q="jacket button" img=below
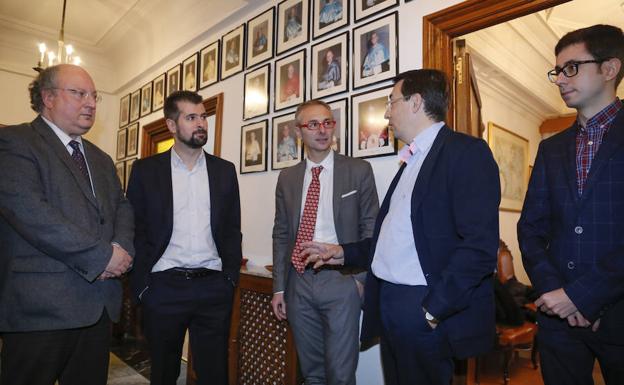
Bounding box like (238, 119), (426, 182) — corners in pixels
(567, 261), (575, 269)
(574, 226), (583, 234)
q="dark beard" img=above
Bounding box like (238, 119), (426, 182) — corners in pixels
(178, 130), (207, 149)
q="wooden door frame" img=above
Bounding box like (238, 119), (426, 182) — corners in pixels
(423, 0), (570, 123)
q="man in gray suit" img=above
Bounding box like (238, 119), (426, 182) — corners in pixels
(271, 99), (379, 385)
(0, 64), (134, 385)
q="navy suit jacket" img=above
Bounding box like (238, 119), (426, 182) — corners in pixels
(343, 126), (501, 359)
(126, 150), (242, 302)
(518, 108), (624, 343)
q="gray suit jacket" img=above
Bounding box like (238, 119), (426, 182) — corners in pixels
(272, 152), (379, 292)
(0, 116), (134, 332)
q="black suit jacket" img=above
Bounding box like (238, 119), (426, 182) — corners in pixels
(126, 150), (242, 302)
(343, 126), (501, 359)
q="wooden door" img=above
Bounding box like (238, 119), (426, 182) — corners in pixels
(453, 39), (483, 138)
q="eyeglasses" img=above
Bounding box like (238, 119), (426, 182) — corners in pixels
(547, 59), (610, 83)
(386, 94), (413, 108)
(298, 119), (336, 131)
(52, 88), (102, 103)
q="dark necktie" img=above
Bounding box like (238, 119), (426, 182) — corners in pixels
(69, 140), (91, 185)
(291, 165), (323, 273)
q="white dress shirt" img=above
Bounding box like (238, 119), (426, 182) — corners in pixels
(152, 149), (221, 272)
(301, 151), (338, 244)
(371, 122), (444, 285)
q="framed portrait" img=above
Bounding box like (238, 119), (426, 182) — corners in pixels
(124, 158), (136, 191)
(119, 94), (130, 127)
(240, 120), (268, 174)
(351, 86), (395, 159)
(140, 82), (153, 117)
(183, 53), (199, 92)
(313, 0), (349, 39)
(353, 12), (398, 89)
(354, 0), (397, 22)
(152, 74), (166, 112)
(272, 112), (302, 170)
(127, 122), (139, 157)
(243, 64), (270, 120)
(275, 49), (305, 112)
(276, 0), (309, 55)
(166, 65), (181, 97)
(327, 98), (348, 155)
(247, 8), (275, 69)
(488, 122), (529, 212)
(115, 161), (125, 189)
(116, 127), (127, 161)
(221, 24), (245, 80)
(199, 41), (219, 89)
(311, 32), (348, 99)
(129, 89), (141, 123)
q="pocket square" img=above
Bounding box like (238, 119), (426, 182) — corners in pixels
(341, 190), (357, 198)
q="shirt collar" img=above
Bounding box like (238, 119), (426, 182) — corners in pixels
(398, 121), (445, 163)
(306, 150), (334, 173)
(41, 115), (83, 149)
(171, 147), (205, 171)
(579, 98), (622, 134)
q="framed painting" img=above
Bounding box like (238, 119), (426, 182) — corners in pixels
(129, 89), (141, 123)
(183, 53), (199, 91)
(276, 0), (309, 55)
(152, 74), (166, 112)
(166, 64), (181, 97)
(199, 41), (219, 89)
(311, 32), (348, 99)
(353, 12), (398, 89)
(488, 122), (529, 212)
(140, 82), (153, 117)
(272, 112), (302, 170)
(354, 0), (397, 22)
(116, 127), (127, 160)
(327, 98), (348, 155)
(312, 0), (349, 39)
(221, 24), (245, 80)
(350, 85), (395, 159)
(127, 122), (139, 157)
(119, 94), (130, 127)
(247, 7), (275, 69)
(124, 158), (136, 191)
(243, 64), (270, 120)
(115, 161), (125, 190)
(275, 49), (305, 112)
(240, 120), (268, 174)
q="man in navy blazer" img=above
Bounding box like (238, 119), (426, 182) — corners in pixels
(518, 25), (624, 384)
(303, 69), (500, 384)
(126, 91), (242, 385)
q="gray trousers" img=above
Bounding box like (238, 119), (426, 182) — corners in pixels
(285, 266), (362, 385)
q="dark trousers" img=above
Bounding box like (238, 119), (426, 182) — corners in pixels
(0, 310), (111, 385)
(379, 281), (454, 385)
(141, 269), (234, 385)
(539, 326), (624, 385)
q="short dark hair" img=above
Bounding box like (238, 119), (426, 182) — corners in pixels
(164, 90), (203, 121)
(555, 24), (624, 87)
(294, 99), (332, 124)
(394, 69), (449, 122)
(29, 65), (62, 113)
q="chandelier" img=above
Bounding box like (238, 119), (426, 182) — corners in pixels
(34, 0), (81, 72)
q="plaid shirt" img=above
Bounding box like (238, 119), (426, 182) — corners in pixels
(576, 98), (622, 196)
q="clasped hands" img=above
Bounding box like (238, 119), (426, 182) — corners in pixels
(535, 288), (600, 331)
(98, 243), (133, 280)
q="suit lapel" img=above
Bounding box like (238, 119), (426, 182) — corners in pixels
(205, 152), (220, 238)
(332, 152), (345, 228)
(561, 125), (581, 205)
(290, 161), (306, 235)
(159, 151), (174, 233)
(410, 126), (450, 212)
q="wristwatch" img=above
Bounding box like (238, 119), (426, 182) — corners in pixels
(425, 311), (439, 324)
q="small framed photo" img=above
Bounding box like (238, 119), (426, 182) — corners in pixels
(199, 41), (219, 89)
(166, 65), (181, 97)
(354, 0), (398, 22)
(241, 120), (268, 174)
(327, 98), (348, 155)
(183, 53), (198, 91)
(127, 122), (139, 157)
(353, 12), (398, 89)
(311, 32), (348, 99)
(243, 64), (270, 120)
(247, 8), (275, 69)
(221, 24), (245, 80)
(116, 127), (127, 160)
(313, 0), (349, 39)
(272, 112), (302, 170)
(276, 0), (310, 55)
(275, 49), (305, 112)
(152, 74), (166, 112)
(140, 82), (152, 117)
(351, 86), (395, 159)
(125, 158), (136, 191)
(129, 90), (141, 123)
(115, 161), (125, 189)
(119, 94), (130, 127)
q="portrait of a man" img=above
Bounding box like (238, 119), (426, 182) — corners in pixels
(361, 29), (389, 78)
(252, 22), (269, 56)
(284, 4), (303, 42)
(225, 37), (241, 71)
(317, 45), (341, 90)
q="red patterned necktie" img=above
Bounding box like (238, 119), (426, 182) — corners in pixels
(291, 165), (323, 273)
(69, 140), (91, 185)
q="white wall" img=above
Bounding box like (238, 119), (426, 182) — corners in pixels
(0, 69), (36, 125)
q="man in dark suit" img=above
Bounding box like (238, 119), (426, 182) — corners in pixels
(0, 64), (134, 385)
(271, 100), (379, 385)
(303, 69), (500, 385)
(126, 90), (242, 385)
(518, 24), (624, 384)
